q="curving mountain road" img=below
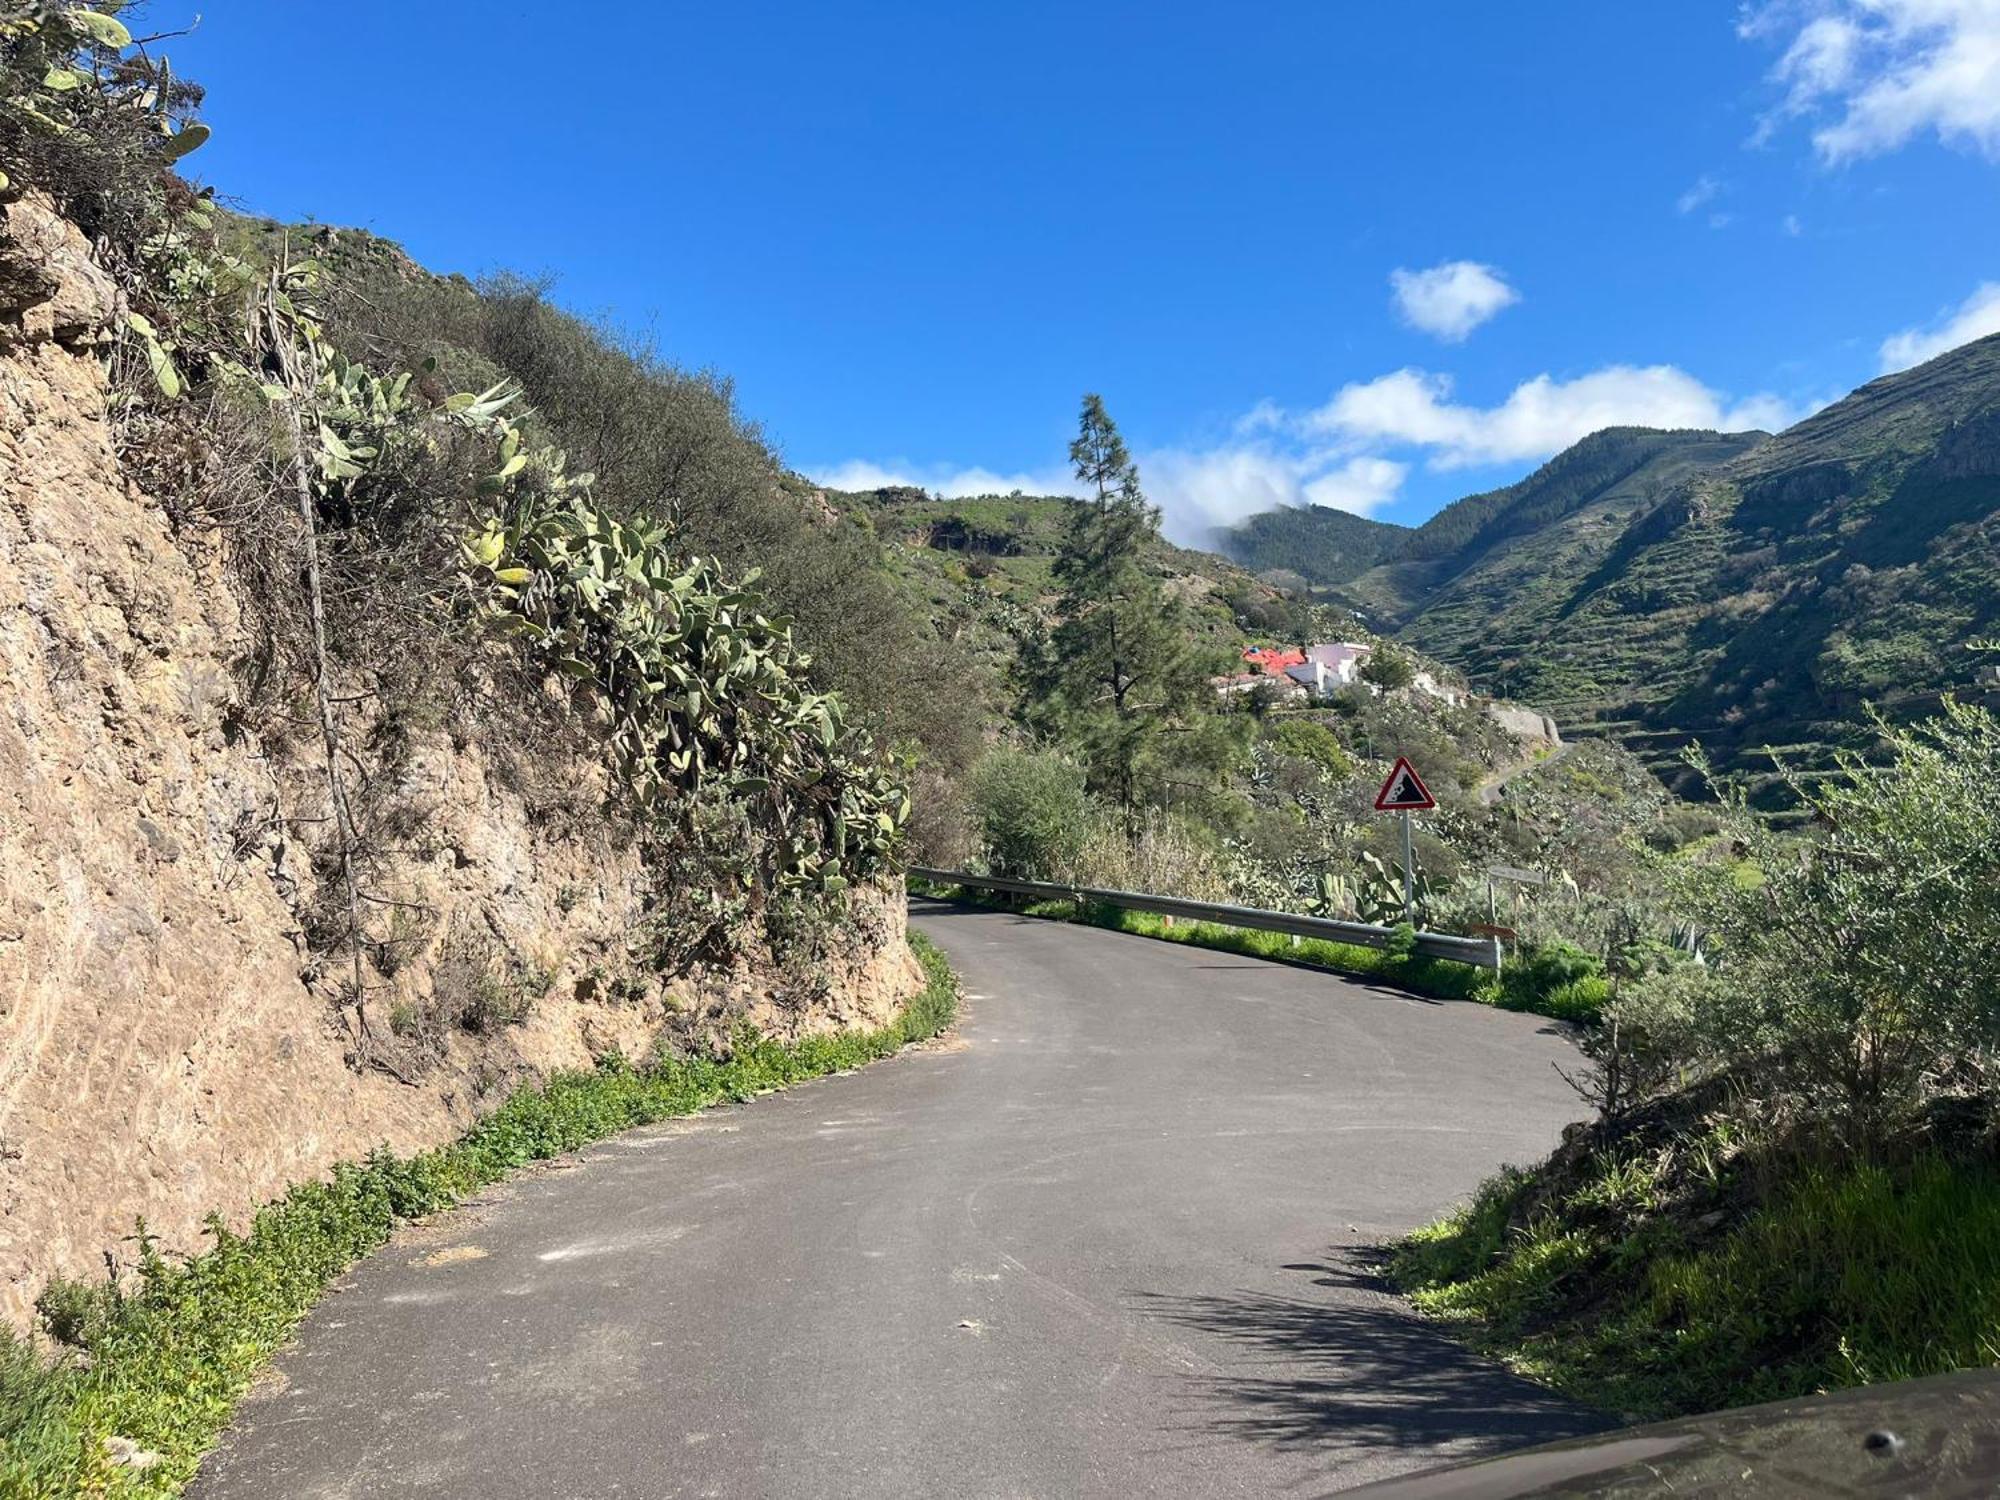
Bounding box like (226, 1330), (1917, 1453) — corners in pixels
(1478, 742), (1570, 807)
(194, 898), (1606, 1499)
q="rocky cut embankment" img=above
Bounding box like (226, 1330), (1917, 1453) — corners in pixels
(0, 197), (917, 1329)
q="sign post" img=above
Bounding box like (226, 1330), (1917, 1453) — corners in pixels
(1373, 757), (1436, 922)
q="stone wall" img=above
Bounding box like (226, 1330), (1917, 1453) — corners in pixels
(0, 199), (916, 1328)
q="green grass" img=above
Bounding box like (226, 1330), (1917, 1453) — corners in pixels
(0, 937), (959, 1499)
(1394, 1149), (2000, 1420)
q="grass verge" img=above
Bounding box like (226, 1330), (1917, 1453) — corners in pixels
(1392, 1144), (2000, 1421)
(0, 935), (959, 1499)
(909, 875), (1566, 1010)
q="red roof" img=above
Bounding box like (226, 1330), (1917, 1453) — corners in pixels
(1242, 646), (1306, 676)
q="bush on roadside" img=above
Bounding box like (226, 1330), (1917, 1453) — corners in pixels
(968, 745), (1094, 880)
(1496, 939), (1607, 1020)
(1396, 699), (2000, 1421)
(1397, 1143), (2000, 1420)
(1069, 807), (1232, 901)
(1592, 701), (2000, 1151)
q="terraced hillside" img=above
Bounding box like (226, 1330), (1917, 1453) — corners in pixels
(1230, 338), (2000, 799)
(1482, 340), (2000, 789)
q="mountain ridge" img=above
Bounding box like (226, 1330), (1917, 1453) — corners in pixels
(1212, 334), (2000, 796)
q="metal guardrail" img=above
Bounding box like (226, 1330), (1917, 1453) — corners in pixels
(909, 868), (1503, 970)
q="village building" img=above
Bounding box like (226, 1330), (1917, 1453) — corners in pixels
(1216, 639), (1469, 706)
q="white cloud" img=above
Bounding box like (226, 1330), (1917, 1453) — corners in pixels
(1142, 448), (1407, 540)
(814, 351), (1824, 548)
(1303, 364), (1806, 469)
(1388, 260), (1521, 342)
(1303, 456), (1410, 513)
(807, 458), (1082, 498)
(1783, 212), (1805, 235)
(813, 445), (1407, 546)
(1878, 280), (2000, 369)
(1678, 174), (1724, 213)
(1746, 0), (2000, 161)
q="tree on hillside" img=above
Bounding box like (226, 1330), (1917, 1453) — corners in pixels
(1019, 395), (1225, 826)
(1360, 641), (1417, 691)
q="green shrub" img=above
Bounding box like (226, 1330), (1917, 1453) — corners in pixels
(1359, 641), (1417, 691)
(1617, 704), (2000, 1148)
(1497, 940), (1605, 1016)
(968, 745), (1094, 880)
(1538, 976), (1612, 1023)
(1069, 807), (1231, 900)
(1264, 719), (1354, 777)
(1398, 1152), (2000, 1420)
(466, 490), (909, 893)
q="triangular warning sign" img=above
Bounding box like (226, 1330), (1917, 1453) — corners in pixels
(1374, 756), (1436, 812)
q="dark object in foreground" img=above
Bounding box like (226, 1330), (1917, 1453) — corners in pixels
(1343, 1370), (2000, 1498)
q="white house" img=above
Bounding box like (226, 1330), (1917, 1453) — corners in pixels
(1281, 642), (1373, 698)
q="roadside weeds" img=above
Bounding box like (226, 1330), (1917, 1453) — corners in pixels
(0, 937), (960, 1500)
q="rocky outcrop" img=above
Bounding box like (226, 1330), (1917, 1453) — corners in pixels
(1486, 702), (1561, 744)
(0, 199), (917, 1328)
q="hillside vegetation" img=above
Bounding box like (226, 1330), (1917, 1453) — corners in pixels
(1215, 501), (1408, 586)
(829, 484), (1303, 678)
(1226, 344), (2000, 802)
(1397, 699), (2000, 1419)
(258, 228), (989, 794)
(0, 10), (955, 1491)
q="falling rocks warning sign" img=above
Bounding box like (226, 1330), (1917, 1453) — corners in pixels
(1373, 756), (1436, 812)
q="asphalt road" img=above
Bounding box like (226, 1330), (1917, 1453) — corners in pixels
(194, 899), (1607, 1500)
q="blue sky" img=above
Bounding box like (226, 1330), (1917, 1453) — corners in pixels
(160, 2), (2000, 541)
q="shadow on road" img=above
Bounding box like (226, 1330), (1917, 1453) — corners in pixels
(1130, 1252), (1614, 1471)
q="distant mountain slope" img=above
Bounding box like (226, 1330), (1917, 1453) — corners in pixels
(1336, 427), (1769, 626)
(1379, 338), (2000, 794)
(1213, 504), (1408, 586)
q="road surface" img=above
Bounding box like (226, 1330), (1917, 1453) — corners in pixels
(194, 898), (1606, 1499)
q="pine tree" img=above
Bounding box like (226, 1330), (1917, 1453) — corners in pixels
(1023, 394), (1213, 826)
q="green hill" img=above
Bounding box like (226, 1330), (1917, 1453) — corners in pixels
(1322, 340), (2000, 796)
(1340, 427), (1768, 668)
(1213, 503), (1409, 586)
(822, 486), (1322, 689)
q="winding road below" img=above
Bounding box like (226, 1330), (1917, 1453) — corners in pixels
(194, 898), (1607, 1499)
(1479, 742), (1570, 807)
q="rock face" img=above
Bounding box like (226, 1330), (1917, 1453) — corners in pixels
(0, 199), (917, 1329)
(1486, 702), (1562, 745)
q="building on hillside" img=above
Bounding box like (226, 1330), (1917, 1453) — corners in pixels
(1241, 645), (1307, 677)
(1309, 642), (1372, 684)
(1271, 641), (1374, 699)
(1230, 639), (1472, 705)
